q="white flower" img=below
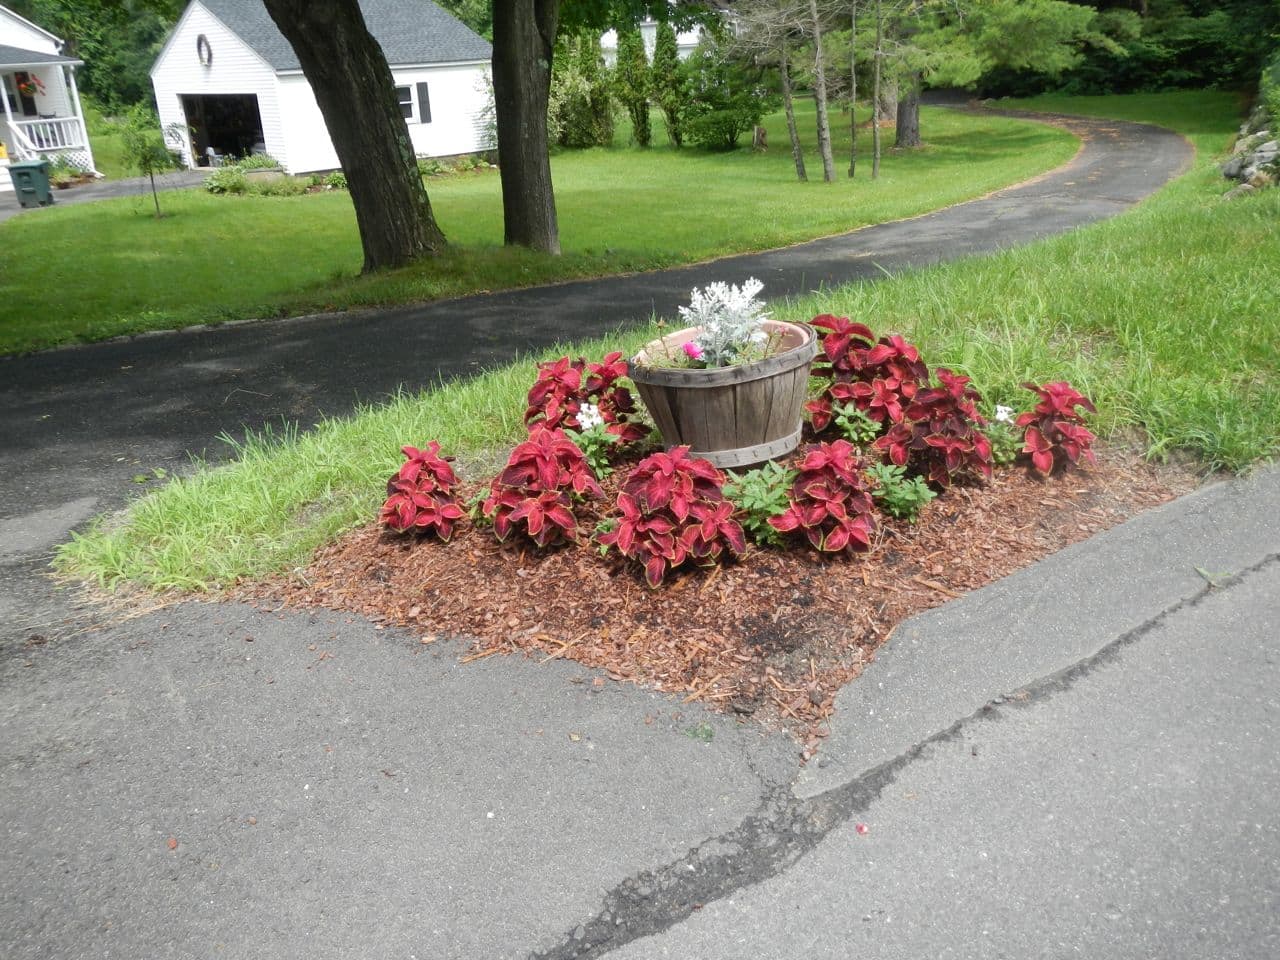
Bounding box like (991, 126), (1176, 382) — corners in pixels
(677, 277), (770, 367)
(995, 405), (1014, 423)
(577, 402), (604, 431)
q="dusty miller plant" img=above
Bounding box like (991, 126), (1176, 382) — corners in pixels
(679, 277), (771, 367)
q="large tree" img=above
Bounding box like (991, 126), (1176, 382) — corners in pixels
(261, 0), (447, 272)
(492, 0), (562, 253)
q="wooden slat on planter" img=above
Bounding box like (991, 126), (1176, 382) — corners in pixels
(629, 321), (818, 468)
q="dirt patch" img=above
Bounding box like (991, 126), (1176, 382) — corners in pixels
(241, 444), (1200, 758)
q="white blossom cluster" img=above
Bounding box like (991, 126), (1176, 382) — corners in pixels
(678, 277), (771, 367)
(577, 402), (604, 431)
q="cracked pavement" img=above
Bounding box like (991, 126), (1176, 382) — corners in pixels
(4, 112), (1277, 958)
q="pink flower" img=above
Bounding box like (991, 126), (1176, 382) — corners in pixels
(682, 341), (703, 360)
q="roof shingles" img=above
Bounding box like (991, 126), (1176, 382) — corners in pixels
(0, 43), (79, 67)
(197, 0), (490, 71)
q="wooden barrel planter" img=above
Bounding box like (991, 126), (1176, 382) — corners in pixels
(629, 320), (818, 469)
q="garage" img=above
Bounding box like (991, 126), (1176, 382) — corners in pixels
(179, 93), (264, 165)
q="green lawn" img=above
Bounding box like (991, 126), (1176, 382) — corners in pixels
(56, 90), (1272, 592)
(81, 96), (130, 180)
(3, 103), (1077, 355)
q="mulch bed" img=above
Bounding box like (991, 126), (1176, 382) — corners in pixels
(243, 444), (1198, 759)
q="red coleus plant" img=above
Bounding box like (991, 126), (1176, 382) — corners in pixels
(524, 352), (647, 443)
(598, 446), (746, 587)
(769, 440), (877, 553)
(483, 425), (603, 547)
(874, 368), (993, 487)
(1016, 381), (1098, 474)
(806, 317), (929, 433)
(380, 442), (466, 539)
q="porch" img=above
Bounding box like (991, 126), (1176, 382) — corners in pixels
(0, 44), (96, 175)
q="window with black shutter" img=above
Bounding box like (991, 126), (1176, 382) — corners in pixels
(416, 82), (432, 124)
(395, 86), (413, 120)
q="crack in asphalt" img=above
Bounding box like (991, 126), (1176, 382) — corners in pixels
(530, 553), (1280, 959)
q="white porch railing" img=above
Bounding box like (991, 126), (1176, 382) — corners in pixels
(13, 117), (87, 152)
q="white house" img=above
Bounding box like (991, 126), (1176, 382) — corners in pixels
(0, 3), (97, 190)
(151, 0), (493, 174)
(599, 19), (704, 68)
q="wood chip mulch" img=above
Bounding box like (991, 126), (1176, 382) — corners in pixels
(240, 444), (1199, 759)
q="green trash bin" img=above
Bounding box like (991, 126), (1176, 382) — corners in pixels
(9, 158), (54, 209)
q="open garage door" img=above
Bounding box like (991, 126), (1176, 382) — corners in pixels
(180, 93), (265, 166)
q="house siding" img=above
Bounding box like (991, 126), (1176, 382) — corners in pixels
(1, 8), (71, 120)
(149, 0), (284, 167)
(275, 61), (491, 173)
(0, 9), (61, 55)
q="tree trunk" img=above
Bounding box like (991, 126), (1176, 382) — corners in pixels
(808, 0), (836, 182)
(492, 0), (561, 254)
(847, 0), (856, 178)
(896, 75), (921, 148)
(871, 0), (882, 179)
(877, 76), (897, 125)
(262, 0), (446, 273)
(780, 41), (807, 182)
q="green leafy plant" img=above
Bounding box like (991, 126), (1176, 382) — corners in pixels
(833, 403), (880, 445)
(566, 421), (620, 478)
(652, 20), (686, 146)
(324, 170), (348, 189)
(204, 166), (248, 195)
(614, 25), (651, 147)
(233, 153), (281, 170)
(251, 177), (309, 197)
(983, 414), (1023, 466)
(867, 462), (937, 522)
(723, 461), (795, 547)
(680, 39), (776, 150)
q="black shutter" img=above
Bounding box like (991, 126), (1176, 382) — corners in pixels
(416, 82), (431, 124)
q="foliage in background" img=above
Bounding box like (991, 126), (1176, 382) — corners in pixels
(549, 31), (615, 148)
(435, 0), (492, 40)
(5, 0), (177, 110)
(681, 38), (777, 150)
(651, 20), (686, 146)
(614, 25), (652, 147)
(977, 0), (1280, 97)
